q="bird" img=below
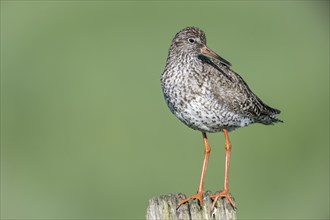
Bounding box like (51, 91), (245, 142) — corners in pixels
(160, 27), (282, 209)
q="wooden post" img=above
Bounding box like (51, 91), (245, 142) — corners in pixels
(146, 191), (237, 220)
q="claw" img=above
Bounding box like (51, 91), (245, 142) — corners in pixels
(178, 192), (203, 206)
(210, 190), (235, 210)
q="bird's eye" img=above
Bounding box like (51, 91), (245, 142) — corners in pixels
(188, 38), (195, 43)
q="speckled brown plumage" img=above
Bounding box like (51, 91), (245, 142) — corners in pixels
(161, 27), (282, 133)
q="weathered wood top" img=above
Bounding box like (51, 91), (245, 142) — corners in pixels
(146, 191), (237, 220)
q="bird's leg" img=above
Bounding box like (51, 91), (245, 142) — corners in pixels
(178, 132), (211, 206)
(210, 128), (236, 209)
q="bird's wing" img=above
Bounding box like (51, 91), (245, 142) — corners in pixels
(206, 58), (281, 118)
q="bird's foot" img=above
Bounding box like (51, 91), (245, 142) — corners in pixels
(178, 191), (203, 206)
(210, 190), (236, 209)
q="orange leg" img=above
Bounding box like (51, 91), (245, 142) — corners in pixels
(178, 132), (211, 206)
(210, 128), (236, 209)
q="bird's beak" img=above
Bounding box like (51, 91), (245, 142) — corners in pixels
(200, 46), (231, 66)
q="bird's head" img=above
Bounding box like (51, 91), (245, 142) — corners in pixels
(170, 27), (231, 67)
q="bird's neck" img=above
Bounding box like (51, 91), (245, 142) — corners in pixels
(166, 50), (200, 68)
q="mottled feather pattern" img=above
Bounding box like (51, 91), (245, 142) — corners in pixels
(161, 27), (282, 132)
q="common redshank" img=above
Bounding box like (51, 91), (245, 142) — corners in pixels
(160, 27), (282, 209)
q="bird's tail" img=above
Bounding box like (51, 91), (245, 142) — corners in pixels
(256, 114), (283, 125)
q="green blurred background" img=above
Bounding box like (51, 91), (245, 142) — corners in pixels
(1, 1), (329, 219)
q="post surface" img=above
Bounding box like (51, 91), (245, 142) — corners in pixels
(146, 192), (237, 220)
